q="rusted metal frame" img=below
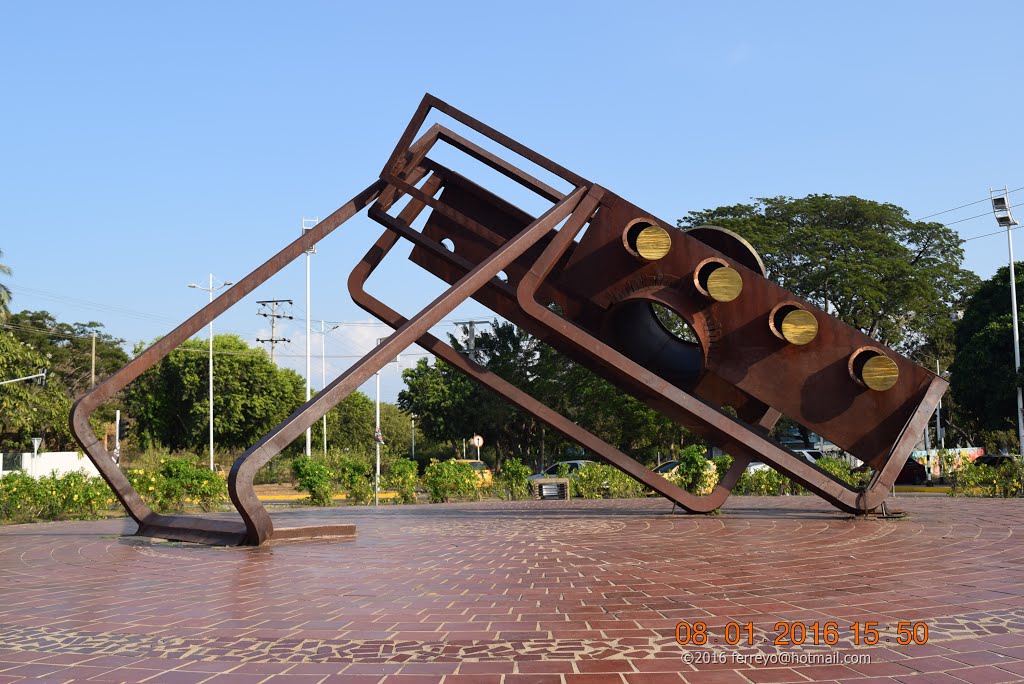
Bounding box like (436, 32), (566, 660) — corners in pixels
(384, 120), (566, 205)
(229, 185), (589, 545)
(377, 160), (549, 257)
(432, 127), (566, 203)
(370, 189), (765, 509)
(376, 172), (781, 509)
(854, 376), (948, 510)
(367, 204), (517, 301)
(348, 222), (735, 513)
(383, 93), (588, 191)
(513, 188), (885, 513)
(68, 180), (387, 545)
(376, 124), (448, 213)
(418, 157), (548, 232)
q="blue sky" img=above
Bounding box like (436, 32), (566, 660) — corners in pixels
(2, 1), (1022, 401)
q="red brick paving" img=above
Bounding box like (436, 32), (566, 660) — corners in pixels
(0, 496), (1022, 683)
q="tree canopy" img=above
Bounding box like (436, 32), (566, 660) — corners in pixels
(949, 262), (1024, 441)
(399, 320), (695, 472)
(5, 310), (128, 397)
(0, 331), (73, 451)
(123, 334), (305, 453)
(678, 194), (978, 356)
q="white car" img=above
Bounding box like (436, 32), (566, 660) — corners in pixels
(527, 460), (595, 481)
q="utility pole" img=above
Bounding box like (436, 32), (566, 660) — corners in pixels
(452, 320), (491, 361)
(256, 300), (293, 363)
(990, 188), (1024, 456)
(90, 332), (96, 388)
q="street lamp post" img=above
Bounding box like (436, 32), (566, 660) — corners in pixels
(990, 188), (1024, 456)
(188, 274), (233, 470)
(373, 337), (401, 506)
(320, 320), (339, 458)
(302, 218), (318, 458)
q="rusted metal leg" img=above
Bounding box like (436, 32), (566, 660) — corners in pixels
(228, 185), (589, 544)
(69, 180), (387, 545)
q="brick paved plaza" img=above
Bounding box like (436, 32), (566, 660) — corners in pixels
(1, 496), (1023, 684)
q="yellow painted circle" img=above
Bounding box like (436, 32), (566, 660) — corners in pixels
(634, 225), (672, 261)
(862, 355), (899, 391)
(781, 309), (818, 345)
(706, 267), (742, 302)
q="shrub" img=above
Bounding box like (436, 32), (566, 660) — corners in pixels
(735, 467), (788, 495)
(0, 471), (41, 521)
(35, 471), (109, 519)
(291, 456), (334, 507)
(497, 457), (531, 500)
(573, 463), (646, 499)
(422, 459), (477, 503)
(1, 470), (115, 522)
(711, 454), (733, 485)
(572, 463), (608, 499)
(672, 445), (710, 492)
(949, 458), (1023, 498)
(333, 455), (373, 505)
(124, 458), (228, 513)
(383, 458), (418, 504)
(604, 465), (646, 498)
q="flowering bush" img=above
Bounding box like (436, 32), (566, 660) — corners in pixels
(496, 457), (531, 500)
(124, 458), (228, 512)
(422, 459), (477, 503)
(0, 470), (113, 522)
(383, 458), (418, 504)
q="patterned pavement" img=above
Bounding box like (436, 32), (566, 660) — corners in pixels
(0, 495), (1022, 683)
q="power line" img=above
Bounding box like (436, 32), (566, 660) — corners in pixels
(915, 185), (1024, 221)
(962, 223), (1022, 243)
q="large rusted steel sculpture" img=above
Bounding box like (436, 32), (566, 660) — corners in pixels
(70, 94), (947, 545)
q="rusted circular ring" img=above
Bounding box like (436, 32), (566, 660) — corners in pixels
(848, 346), (900, 391)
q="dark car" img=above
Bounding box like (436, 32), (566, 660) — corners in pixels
(973, 455), (1016, 468)
(896, 459), (927, 485)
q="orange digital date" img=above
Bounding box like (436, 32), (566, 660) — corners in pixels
(675, 620), (929, 646)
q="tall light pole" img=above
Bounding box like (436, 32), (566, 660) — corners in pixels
(373, 337), (401, 506)
(302, 217), (318, 457)
(320, 320), (339, 458)
(187, 274), (233, 470)
(991, 188), (1024, 456)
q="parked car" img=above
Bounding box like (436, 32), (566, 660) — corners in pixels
(454, 459), (493, 485)
(852, 458), (927, 485)
(653, 460), (680, 476)
(973, 454), (1016, 468)
(527, 460), (595, 481)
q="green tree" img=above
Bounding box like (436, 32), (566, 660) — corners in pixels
(399, 320), (694, 472)
(0, 331), (73, 450)
(949, 262), (1024, 444)
(123, 334), (305, 453)
(6, 310), (129, 396)
(0, 249), (11, 319)
(678, 195), (978, 355)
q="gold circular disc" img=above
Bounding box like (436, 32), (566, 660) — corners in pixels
(781, 309), (818, 345)
(635, 225), (672, 260)
(862, 355), (899, 391)
(706, 267), (742, 302)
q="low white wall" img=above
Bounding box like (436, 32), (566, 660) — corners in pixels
(0, 451), (100, 478)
